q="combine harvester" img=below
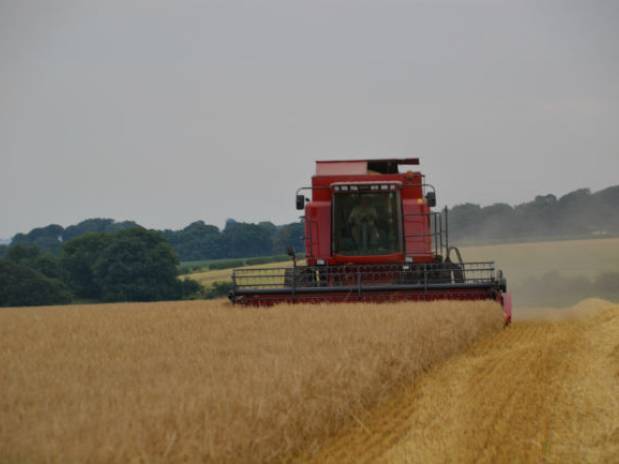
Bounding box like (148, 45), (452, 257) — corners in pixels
(230, 158), (511, 324)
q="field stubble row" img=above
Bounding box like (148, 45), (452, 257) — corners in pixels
(307, 298), (619, 463)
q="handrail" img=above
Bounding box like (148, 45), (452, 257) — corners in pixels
(231, 262), (498, 293)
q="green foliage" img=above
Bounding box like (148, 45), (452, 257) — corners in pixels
(178, 278), (204, 300)
(8, 217), (306, 264)
(12, 224), (64, 254)
(8, 219), (140, 255)
(164, 220), (281, 261)
(272, 222), (305, 255)
(179, 254), (295, 274)
(244, 256), (273, 266)
(208, 259), (245, 270)
(63, 218), (139, 241)
(61, 233), (114, 299)
(245, 255), (290, 266)
(6, 244), (41, 263)
(0, 245), (7, 258)
(221, 221), (276, 258)
(6, 244), (65, 280)
(162, 221), (224, 262)
(3, 228), (202, 306)
(177, 259), (212, 274)
(205, 281), (233, 299)
(91, 228), (181, 302)
(61, 228), (185, 303)
(0, 260), (72, 307)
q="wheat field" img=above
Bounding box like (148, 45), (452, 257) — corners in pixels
(307, 299), (619, 463)
(186, 260), (305, 288)
(0, 299), (502, 464)
(461, 237), (619, 285)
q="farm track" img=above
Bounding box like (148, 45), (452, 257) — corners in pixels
(304, 301), (619, 464)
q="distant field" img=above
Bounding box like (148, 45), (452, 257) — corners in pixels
(460, 237), (619, 285)
(186, 238), (619, 292)
(0, 300), (501, 464)
(187, 259), (304, 288)
(179, 254), (293, 273)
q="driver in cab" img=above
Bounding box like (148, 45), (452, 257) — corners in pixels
(348, 196), (379, 248)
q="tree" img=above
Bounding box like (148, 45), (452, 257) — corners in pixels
(12, 224), (64, 254)
(92, 228), (181, 302)
(163, 221), (224, 261)
(556, 188), (593, 235)
(205, 281), (233, 299)
(6, 244), (41, 263)
(222, 222), (274, 258)
(590, 186), (619, 234)
(63, 218), (139, 241)
(61, 233), (114, 299)
(476, 203), (514, 240)
(6, 244), (65, 280)
(272, 222), (305, 254)
(179, 278), (204, 299)
(0, 260), (72, 307)
(448, 203), (483, 241)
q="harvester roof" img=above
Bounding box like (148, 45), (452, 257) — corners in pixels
(315, 158), (419, 176)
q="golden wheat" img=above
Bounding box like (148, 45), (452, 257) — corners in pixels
(307, 299), (619, 464)
(0, 299), (502, 463)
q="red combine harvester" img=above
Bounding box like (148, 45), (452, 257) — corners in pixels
(230, 158), (511, 324)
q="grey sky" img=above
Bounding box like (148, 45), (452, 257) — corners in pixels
(1, 0), (618, 239)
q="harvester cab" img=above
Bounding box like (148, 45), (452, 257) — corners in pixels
(230, 158), (511, 325)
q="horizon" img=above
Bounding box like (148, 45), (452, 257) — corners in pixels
(4, 179), (616, 241)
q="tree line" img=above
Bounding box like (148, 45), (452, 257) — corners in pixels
(448, 185), (619, 244)
(3, 184), (617, 263)
(3, 218), (305, 262)
(0, 228), (202, 307)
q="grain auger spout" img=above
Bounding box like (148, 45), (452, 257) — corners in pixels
(229, 158), (511, 325)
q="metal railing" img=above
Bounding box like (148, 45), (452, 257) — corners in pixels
(231, 262), (502, 295)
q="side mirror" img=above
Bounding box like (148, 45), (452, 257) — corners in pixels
(286, 246), (295, 257)
(425, 191), (436, 207)
(296, 194), (305, 210)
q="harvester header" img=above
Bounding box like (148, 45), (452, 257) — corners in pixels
(230, 157), (511, 324)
